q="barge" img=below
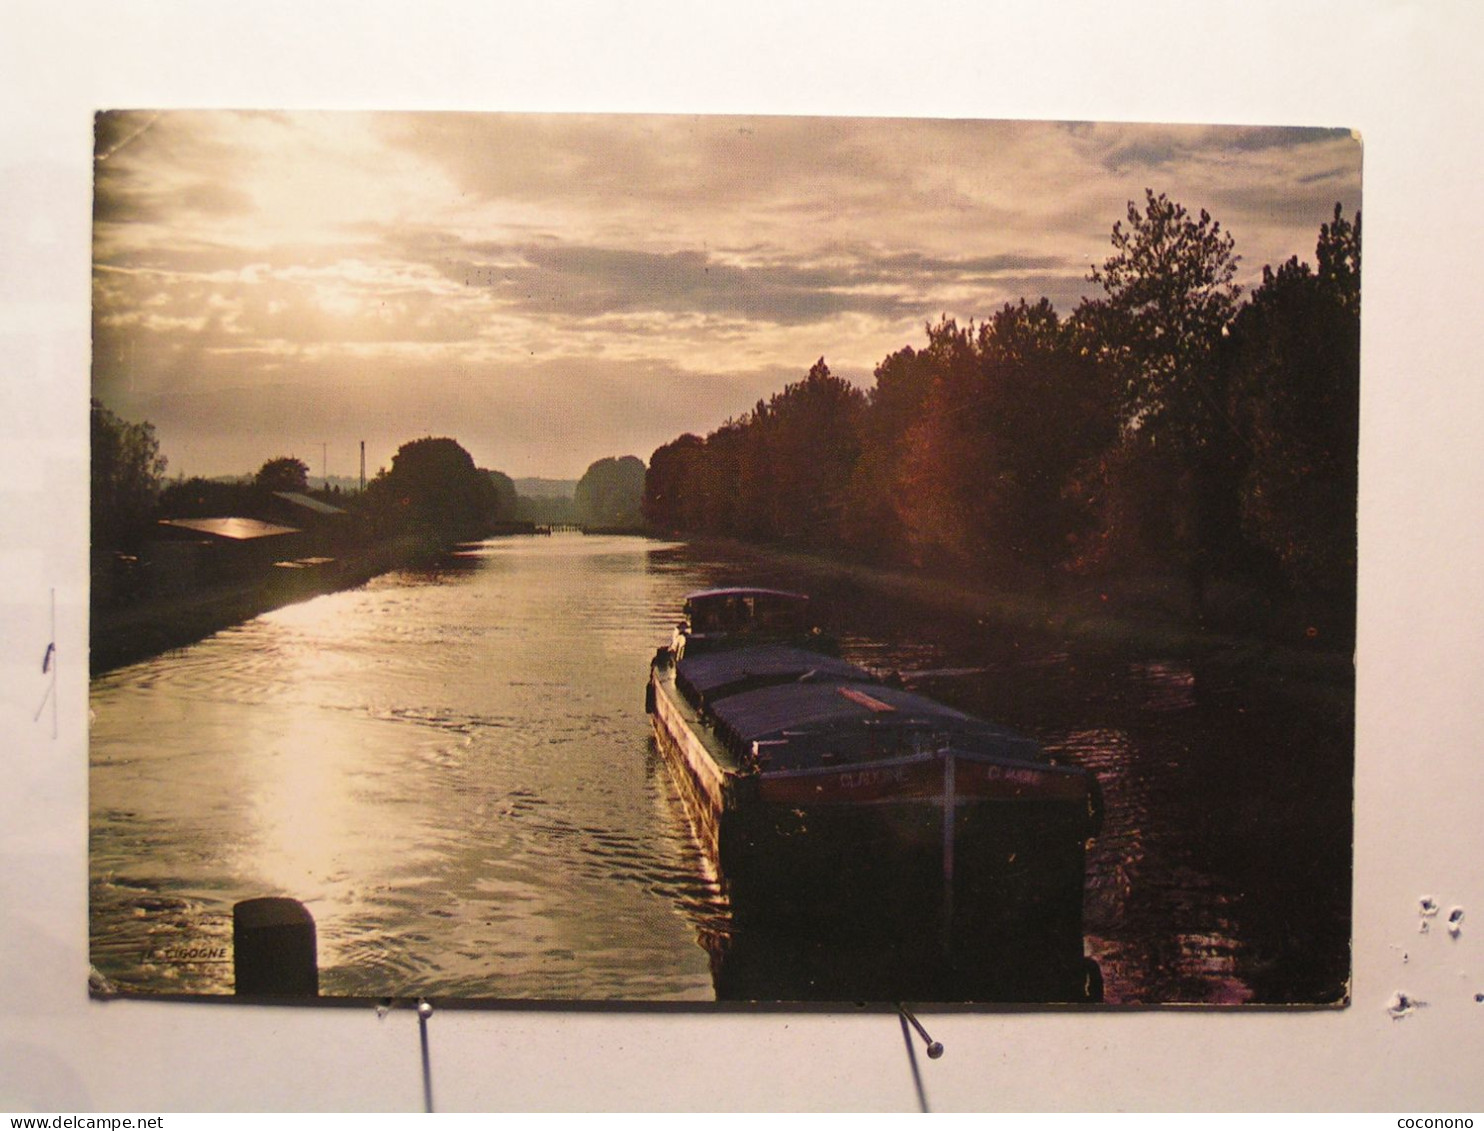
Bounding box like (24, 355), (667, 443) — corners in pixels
(647, 588), (1102, 959)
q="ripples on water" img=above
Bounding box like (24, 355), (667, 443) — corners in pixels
(91, 536), (726, 1001)
(90, 535), (1351, 1005)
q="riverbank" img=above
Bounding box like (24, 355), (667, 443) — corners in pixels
(672, 535), (1354, 708)
(92, 526), (1354, 707)
(90, 534), (443, 676)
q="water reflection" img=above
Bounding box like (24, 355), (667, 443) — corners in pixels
(641, 541), (1350, 1005)
(705, 922), (1102, 1005)
(92, 536), (722, 1001)
(90, 534), (1350, 1005)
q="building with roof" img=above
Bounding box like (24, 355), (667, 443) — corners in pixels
(144, 516), (307, 593)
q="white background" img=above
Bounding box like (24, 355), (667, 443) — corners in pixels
(1, 0), (1480, 1112)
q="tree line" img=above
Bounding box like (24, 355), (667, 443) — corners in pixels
(645, 193), (1360, 643)
(91, 191), (1358, 640)
(91, 427), (530, 550)
(92, 414), (649, 556)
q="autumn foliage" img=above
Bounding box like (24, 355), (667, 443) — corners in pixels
(645, 196), (1361, 644)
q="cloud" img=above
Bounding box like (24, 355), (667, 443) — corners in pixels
(90, 110), (1363, 478)
(1069, 122), (1354, 174)
(476, 244), (913, 324)
(382, 227), (1081, 330)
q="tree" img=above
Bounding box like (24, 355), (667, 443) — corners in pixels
(1090, 189), (1242, 449)
(482, 469), (521, 522)
(697, 419), (751, 538)
(91, 399), (167, 550)
(254, 456), (309, 493)
(1087, 191), (1245, 604)
(975, 300), (1118, 583)
(366, 436), (501, 541)
(838, 341), (947, 564)
(574, 456), (646, 527)
(752, 359), (865, 546)
(891, 318), (988, 569)
(644, 433), (706, 532)
(1227, 205), (1360, 627)
(158, 476), (256, 519)
(1316, 202), (1361, 317)
(643, 361), (862, 547)
(886, 307), (1116, 583)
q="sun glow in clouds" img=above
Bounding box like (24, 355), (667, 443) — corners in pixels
(92, 111), (1361, 481)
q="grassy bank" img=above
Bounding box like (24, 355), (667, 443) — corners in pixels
(89, 534), (441, 677)
(674, 536), (1354, 708)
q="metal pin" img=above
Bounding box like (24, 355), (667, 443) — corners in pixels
(898, 1004), (945, 1059)
(418, 998), (435, 1113)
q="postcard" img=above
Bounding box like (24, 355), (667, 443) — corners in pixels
(89, 111), (1359, 1006)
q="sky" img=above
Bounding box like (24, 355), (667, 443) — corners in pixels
(91, 111), (1361, 481)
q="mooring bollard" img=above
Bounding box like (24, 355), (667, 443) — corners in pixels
(233, 897), (319, 996)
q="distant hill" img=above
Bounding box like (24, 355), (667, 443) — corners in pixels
(514, 477), (578, 499)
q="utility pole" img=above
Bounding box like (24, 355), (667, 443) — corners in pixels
(359, 441), (366, 494)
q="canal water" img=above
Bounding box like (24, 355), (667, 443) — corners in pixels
(89, 534), (1352, 1005)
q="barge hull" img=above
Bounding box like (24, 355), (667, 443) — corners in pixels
(649, 659), (1089, 950)
(649, 659), (739, 873)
